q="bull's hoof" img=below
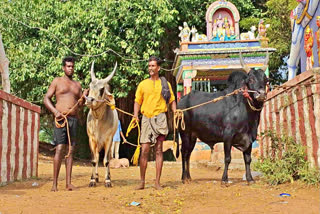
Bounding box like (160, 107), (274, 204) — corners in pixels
(89, 181), (96, 187)
(95, 177), (99, 183)
(104, 182), (112, 188)
(182, 178), (191, 184)
(247, 180), (255, 185)
(221, 180), (231, 187)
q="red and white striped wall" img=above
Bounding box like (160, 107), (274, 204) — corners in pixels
(0, 90), (40, 185)
(259, 70), (320, 168)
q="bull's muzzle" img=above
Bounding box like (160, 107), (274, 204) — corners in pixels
(254, 90), (267, 102)
(85, 97), (95, 107)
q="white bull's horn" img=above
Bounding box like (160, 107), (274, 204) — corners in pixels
(261, 51), (269, 72)
(239, 51), (251, 73)
(91, 61), (96, 81)
(103, 62), (117, 83)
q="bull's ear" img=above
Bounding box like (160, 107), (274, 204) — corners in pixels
(90, 61), (96, 81)
(106, 94), (115, 104)
(266, 77), (270, 83)
(103, 61), (117, 84)
(261, 51), (269, 72)
(239, 52), (250, 73)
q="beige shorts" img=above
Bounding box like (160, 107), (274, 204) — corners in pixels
(140, 113), (168, 144)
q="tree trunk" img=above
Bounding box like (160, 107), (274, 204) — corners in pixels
(0, 33), (10, 93)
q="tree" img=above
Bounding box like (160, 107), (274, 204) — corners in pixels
(0, 32), (10, 93)
(0, 0), (180, 101)
(0, 0), (295, 158)
(0, 0), (180, 158)
(264, 0), (298, 85)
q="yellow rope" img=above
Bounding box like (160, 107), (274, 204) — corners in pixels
(246, 99), (263, 111)
(103, 88), (240, 164)
(126, 118), (140, 166)
(174, 89), (241, 131)
(54, 94), (85, 158)
(103, 100), (141, 165)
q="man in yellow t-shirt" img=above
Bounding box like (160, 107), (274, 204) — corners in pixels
(133, 56), (176, 190)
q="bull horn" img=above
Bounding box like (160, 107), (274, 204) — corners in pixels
(239, 52), (251, 73)
(103, 61), (117, 83)
(261, 51), (269, 72)
(90, 61), (96, 81)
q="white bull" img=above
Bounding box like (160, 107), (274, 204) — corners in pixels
(86, 61), (118, 187)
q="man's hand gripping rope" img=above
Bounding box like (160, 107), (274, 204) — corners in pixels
(54, 92), (87, 158)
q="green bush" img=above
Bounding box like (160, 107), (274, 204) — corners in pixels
(253, 130), (320, 185)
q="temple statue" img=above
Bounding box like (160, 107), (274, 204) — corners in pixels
(287, 0), (320, 80)
(178, 22), (191, 42)
(258, 19), (267, 39)
(216, 14), (225, 41)
(304, 25), (314, 71)
(212, 19), (217, 38)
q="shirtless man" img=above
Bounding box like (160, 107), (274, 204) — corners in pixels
(44, 56), (88, 191)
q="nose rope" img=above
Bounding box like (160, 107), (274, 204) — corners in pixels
(241, 86), (264, 111)
(246, 99), (263, 111)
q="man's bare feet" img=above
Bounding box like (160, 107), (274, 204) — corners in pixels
(135, 181), (145, 190)
(51, 185), (58, 192)
(66, 184), (77, 191)
(155, 183), (162, 190)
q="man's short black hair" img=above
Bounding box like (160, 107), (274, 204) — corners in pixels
(148, 56), (162, 66)
(62, 56), (75, 66)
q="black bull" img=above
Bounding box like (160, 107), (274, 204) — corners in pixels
(177, 69), (268, 184)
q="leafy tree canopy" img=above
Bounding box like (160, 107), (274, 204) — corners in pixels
(0, 0), (298, 101)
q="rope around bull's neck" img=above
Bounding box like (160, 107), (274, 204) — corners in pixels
(246, 99), (263, 111)
(97, 87), (259, 165)
(54, 94), (85, 158)
(174, 88), (242, 132)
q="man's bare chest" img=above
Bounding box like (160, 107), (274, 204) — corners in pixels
(56, 81), (80, 97)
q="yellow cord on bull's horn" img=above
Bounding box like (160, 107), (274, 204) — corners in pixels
(126, 118), (141, 166)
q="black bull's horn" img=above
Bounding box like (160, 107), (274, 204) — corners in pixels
(239, 51), (269, 72)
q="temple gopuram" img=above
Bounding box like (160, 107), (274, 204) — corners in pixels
(172, 0), (275, 101)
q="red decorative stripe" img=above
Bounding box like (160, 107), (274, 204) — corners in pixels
(268, 100), (273, 157)
(22, 109), (28, 179)
(296, 87), (307, 159)
(0, 100), (3, 183)
(280, 95), (288, 152)
(30, 112), (35, 177)
(6, 102), (12, 181)
(259, 109), (263, 158)
(263, 103), (268, 158)
(274, 97), (282, 159)
(288, 90), (296, 142)
(0, 90), (40, 113)
(36, 115), (40, 177)
(14, 106), (21, 180)
(306, 85), (319, 167)
(266, 70), (314, 100)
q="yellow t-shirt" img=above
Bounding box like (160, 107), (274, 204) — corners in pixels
(135, 78), (175, 118)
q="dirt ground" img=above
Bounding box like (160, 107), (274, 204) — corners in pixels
(0, 154), (319, 214)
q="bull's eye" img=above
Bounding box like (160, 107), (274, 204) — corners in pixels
(99, 87), (104, 97)
(249, 78), (255, 84)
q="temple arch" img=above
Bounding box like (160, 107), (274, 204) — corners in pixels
(206, 1), (240, 40)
